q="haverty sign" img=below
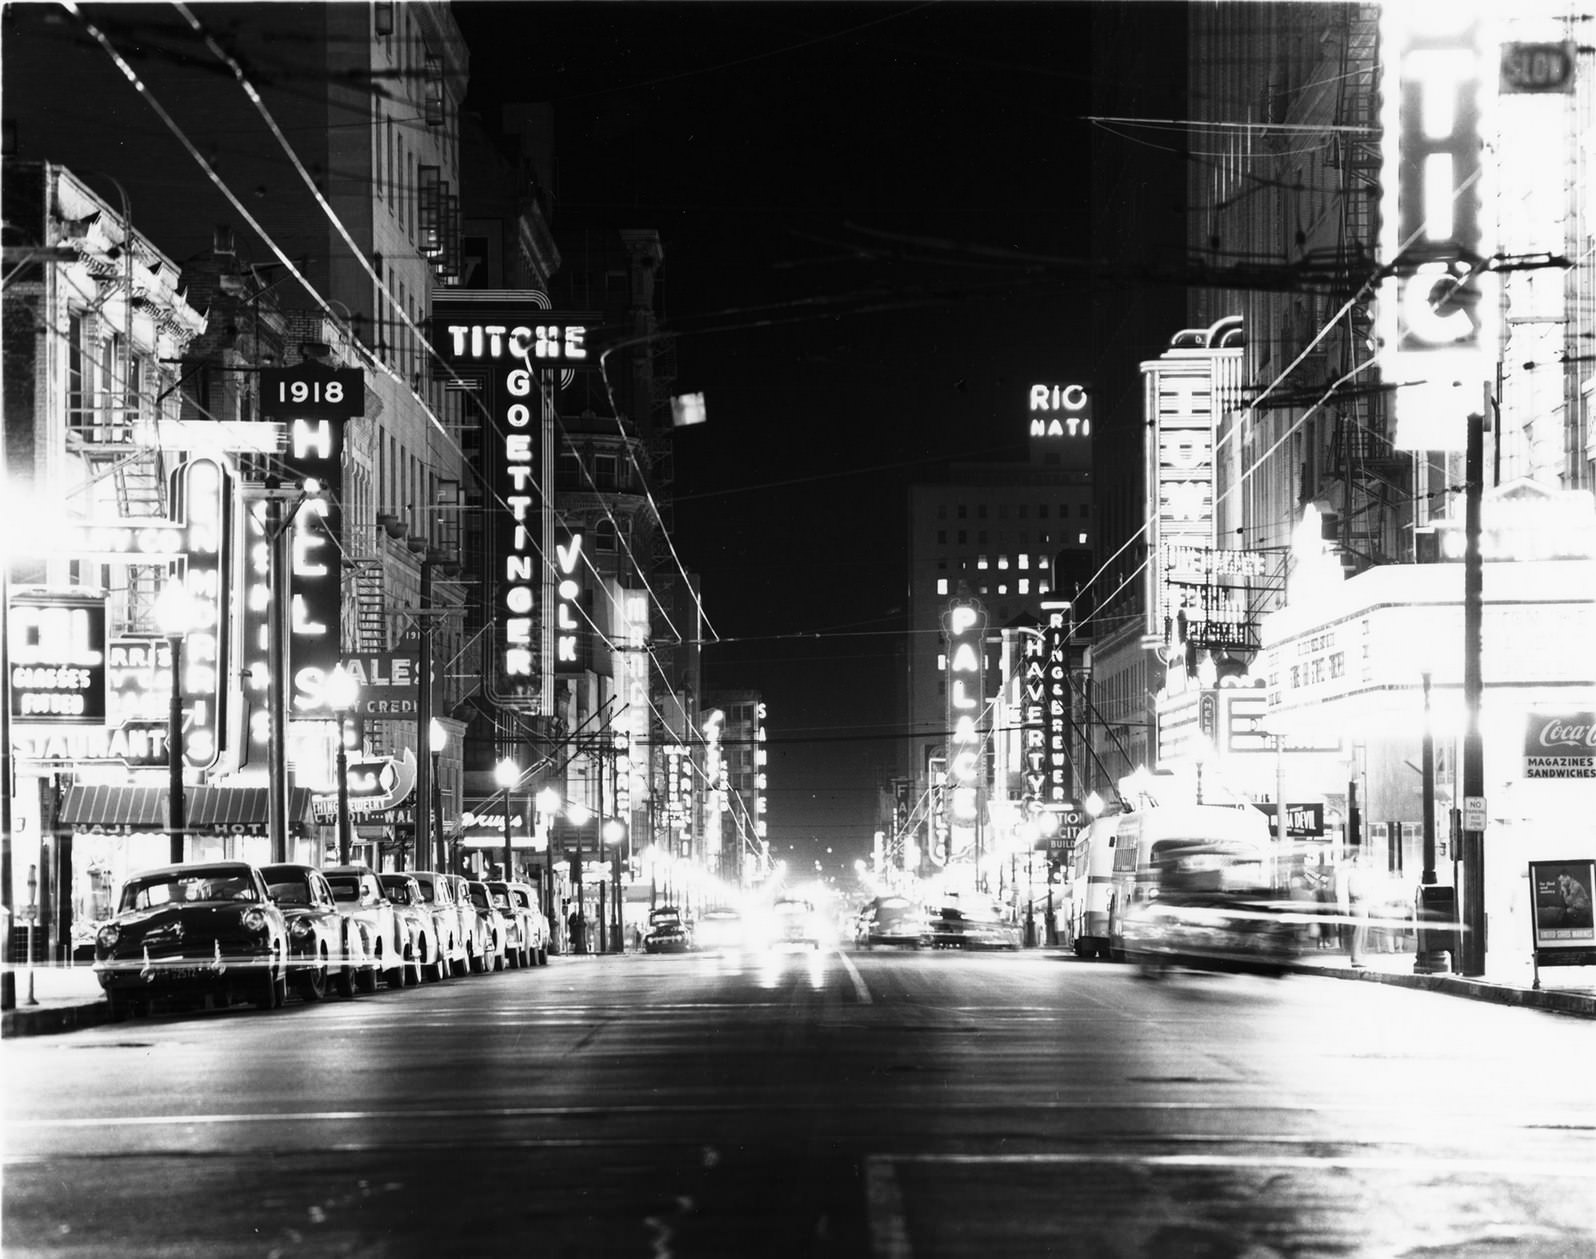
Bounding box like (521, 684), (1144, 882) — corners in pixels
(1525, 712), (1596, 780)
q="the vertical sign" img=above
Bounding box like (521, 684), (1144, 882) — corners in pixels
(1378, 2), (1495, 450)
(279, 418), (345, 716)
(1144, 357), (1215, 640)
(433, 297), (598, 710)
(553, 529), (590, 675)
(943, 598), (987, 830)
(1039, 603), (1072, 804)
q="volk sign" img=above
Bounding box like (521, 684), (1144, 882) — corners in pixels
(1525, 712), (1596, 780)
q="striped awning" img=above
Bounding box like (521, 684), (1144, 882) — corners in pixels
(58, 784), (313, 831)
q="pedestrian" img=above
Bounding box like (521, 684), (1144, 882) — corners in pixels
(1348, 855), (1371, 969)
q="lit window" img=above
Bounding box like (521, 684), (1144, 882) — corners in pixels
(1019, 578), (1030, 594)
(977, 555), (989, 570)
(937, 653), (947, 671)
(936, 578), (949, 595)
(1079, 532), (1088, 545)
(997, 584), (1008, 595)
(1039, 580), (1050, 593)
(997, 556), (1009, 570)
(1018, 554), (1029, 570)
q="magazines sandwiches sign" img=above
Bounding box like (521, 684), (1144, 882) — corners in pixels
(1524, 712), (1596, 780)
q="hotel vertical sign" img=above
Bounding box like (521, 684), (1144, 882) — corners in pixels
(1143, 348), (1221, 641)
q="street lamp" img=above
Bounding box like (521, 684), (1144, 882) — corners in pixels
(325, 664), (360, 865)
(567, 801), (591, 953)
(494, 757), (519, 882)
(429, 719), (448, 875)
(604, 818), (626, 953)
(154, 578), (195, 865)
(536, 787), (561, 931)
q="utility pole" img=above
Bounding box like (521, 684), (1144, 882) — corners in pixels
(1459, 409), (1486, 976)
(265, 492), (291, 864)
(415, 554), (433, 871)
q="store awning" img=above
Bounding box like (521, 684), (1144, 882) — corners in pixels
(58, 784), (313, 831)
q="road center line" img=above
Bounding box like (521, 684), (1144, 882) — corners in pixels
(836, 949), (873, 1004)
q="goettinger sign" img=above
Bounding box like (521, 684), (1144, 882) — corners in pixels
(1524, 712), (1596, 780)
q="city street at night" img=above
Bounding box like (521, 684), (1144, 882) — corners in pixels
(5, 949), (1593, 1257)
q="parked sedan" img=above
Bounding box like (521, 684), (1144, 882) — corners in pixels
(462, 879), (509, 972)
(444, 873), (492, 973)
(93, 861), (289, 1018)
(484, 879), (546, 968)
(323, 864), (406, 990)
(411, 871), (471, 978)
(261, 862), (358, 1000)
(379, 872), (446, 983)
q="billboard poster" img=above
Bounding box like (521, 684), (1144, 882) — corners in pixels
(1528, 859), (1596, 968)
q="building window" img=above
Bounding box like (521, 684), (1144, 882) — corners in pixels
(936, 578), (948, 595)
(1017, 554), (1029, 570)
(937, 505), (947, 519)
(977, 531), (987, 544)
(977, 504), (988, 519)
(957, 505), (967, 519)
(997, 583), (1008, 595)
(937, 530), (947, 544)
(957, 531), (967, 544)
(1080, 503), (1091, 517)
(997, 555), (1009, 570)
(936, 653), (947, 671)
(1039, 505), (1049, 518)
(1019, 578), (1030, 594)
(1018, 505), (1028, 519)
(976, 555), (988, 570)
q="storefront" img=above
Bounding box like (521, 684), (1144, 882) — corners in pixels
(50, 783), (315, 958)
(1259, 558), (1596, 969)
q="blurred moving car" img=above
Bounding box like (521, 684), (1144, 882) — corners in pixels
(323, 864), (406, 991)
(644, 905), (691, 954)
(857, 895), (927, 949)
(463, 879), (509, 972)
(93, 861), (290, 1018)
(261, 862), (358, 1000)
(771, 897), (822, 950)
(411, 871), (472, 977)
(380, 872), (446, 983)
(694, 907), (745, 953)
(927, 895), (1020, 950)
(1120, 838), (1300, 978)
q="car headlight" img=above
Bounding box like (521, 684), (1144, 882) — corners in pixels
(96, 924), (120, 951)
(289, 918), (313, 940)
(241, 907), (268, 933)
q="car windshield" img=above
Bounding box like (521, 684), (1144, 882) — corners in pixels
(120, 872), (256, 911)
(267, 879), (310, 906)
(467, 888), (489, 909)
(415, 881), (440, 903)
(326, 876), (360, 902)
(382, 881), (413, 904)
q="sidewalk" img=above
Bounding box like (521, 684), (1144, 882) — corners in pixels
(5, 944), (1593, 1038)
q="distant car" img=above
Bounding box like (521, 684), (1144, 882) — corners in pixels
(411, 871), (471, 977)
(771, 897), (822, 950)
(93, 861), (290, 1018)
(463, 879), (510, 972)
(380, 872), (447, 983)
(444, 873), (493, 974)
(694, 907), (745, 953)
(508, 881), (551, 965)
(858, 895), (927, 949)
(323, 864), (407, 990)
(644, 905), (691, 954)
(261, 862), (359, 1000)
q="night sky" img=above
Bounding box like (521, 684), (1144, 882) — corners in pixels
(455, 2), (1107, 872)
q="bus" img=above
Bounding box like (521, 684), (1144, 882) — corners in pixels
(1067, 813), (1124, 959)
(1105, 804), (1276, 961)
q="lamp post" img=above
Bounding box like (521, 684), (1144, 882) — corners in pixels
(494, 757), (519, 882)
(155, 578), (195, 865)
(325, 664), (359, 865)
(604, 818), (626, 952)
(430, 719), (448, 874)
(537, 787), (561, 936)
(568, 801), (591, 953)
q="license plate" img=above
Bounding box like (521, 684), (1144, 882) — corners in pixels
(157, 966), (208, 982)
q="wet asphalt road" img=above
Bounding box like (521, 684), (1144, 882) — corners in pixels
(5, 946), (1593, 1257)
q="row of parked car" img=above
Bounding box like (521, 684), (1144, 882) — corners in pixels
(92, 859), (552, 1018)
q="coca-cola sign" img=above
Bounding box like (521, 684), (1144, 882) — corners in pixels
(1524, 712), (1596, 779)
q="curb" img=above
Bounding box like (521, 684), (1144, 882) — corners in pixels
(3, 998), (112, 1039)
(1292, 962), (1596, 1018)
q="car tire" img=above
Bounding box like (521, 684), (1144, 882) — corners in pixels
(382, 943), (405, 990)
(252, 958), (283, 1010)
(468, 945), (484, 975)
(452, 948), (469, 978)
(356, 960), (379, 993)
(297, 945), (330, 1002)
